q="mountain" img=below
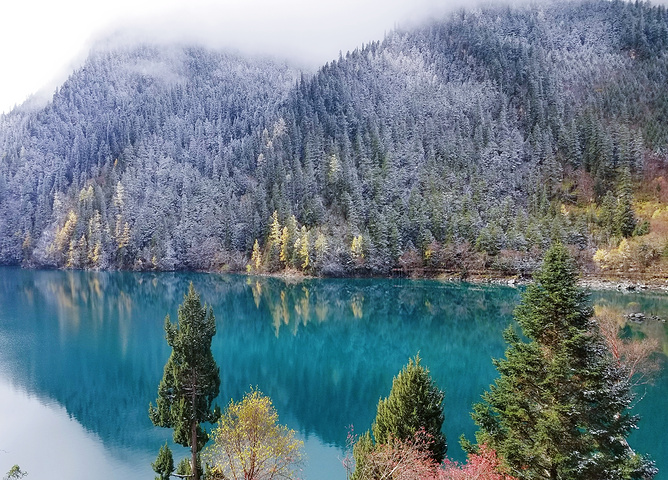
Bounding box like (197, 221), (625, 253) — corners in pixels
(1, 0), (667, 277)
(0, 45), (299, 269)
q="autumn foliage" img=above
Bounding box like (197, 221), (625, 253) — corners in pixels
(440, 445), (518, 480)
(346, 428), (516, 480)
(204, 388), (304, 480)
(595, 306), (661, 387)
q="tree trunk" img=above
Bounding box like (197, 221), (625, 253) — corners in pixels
(191, 370), (199, 480)
(191, 418), (198, 480)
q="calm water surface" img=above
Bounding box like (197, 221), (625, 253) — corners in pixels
(0, 268), (665, 478)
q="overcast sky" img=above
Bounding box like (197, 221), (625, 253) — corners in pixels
(0, 0), (478, 115)
(4, 0), (668, 116)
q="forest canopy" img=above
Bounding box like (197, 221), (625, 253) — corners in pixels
(1, 0), (668, 276)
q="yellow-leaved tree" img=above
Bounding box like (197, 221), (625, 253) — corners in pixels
(204, 389), (304, 480)
(248, 239), (262, 273)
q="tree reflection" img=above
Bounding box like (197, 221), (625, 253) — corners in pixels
(0, 269), (665, 468)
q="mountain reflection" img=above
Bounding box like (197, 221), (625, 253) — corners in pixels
(0, 270), (516, 452)
(0, 268), (665, 472)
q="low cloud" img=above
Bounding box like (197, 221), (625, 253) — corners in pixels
(5, 0), (641, 114)
(4, 0), (474, 114)
(90, 0), (476, 68)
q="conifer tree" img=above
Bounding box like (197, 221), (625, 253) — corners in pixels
(152, 443), (174, 480)
(471, 243), (656, 480)
(249, 239), (262, 272)
(615, 168), (637, 238)
(149, 283), (221, 480)
(373, 355), (446, 462)
(353, 355), (446, 479)
(267, 211), (282, 269)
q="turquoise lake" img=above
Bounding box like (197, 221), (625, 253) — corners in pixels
(0, 267), (665, 478)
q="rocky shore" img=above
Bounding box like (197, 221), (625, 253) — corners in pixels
(578, 278), (668, 293)
(438, 272), (668, 293)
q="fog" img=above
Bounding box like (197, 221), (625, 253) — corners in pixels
(3, 0), (668, 115)
(1, 0), (472, 114)
(92, 0), (472, 66)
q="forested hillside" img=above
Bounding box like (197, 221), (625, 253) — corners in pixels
(2, 0), (668, 277)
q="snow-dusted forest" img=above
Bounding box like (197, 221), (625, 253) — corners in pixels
(1, 0), (667, 276)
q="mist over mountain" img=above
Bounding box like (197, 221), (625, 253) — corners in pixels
(1, 0), (667, 276)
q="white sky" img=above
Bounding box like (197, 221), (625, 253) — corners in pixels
(5, 0), (667, 116)
(0, 0), (470, 115)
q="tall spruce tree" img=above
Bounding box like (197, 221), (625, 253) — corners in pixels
(471, 243), (656, 480)
(353, 355), (446, 479)
(149, 283), (221, 480)
(614, 168), (637, 238)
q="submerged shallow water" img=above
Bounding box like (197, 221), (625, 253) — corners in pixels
(0, 268), (665, 478)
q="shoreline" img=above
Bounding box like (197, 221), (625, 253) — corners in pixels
(9, 263), (668, 293)
(473, 275), (668, 293)
(428, 271), (668, 293)
(239, 268), (668, 294)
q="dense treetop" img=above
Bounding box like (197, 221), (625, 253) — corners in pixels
(1, 0), (667, 275)
(472, 243), (656, 479)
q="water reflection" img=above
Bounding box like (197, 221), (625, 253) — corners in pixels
(0, 268), (665, 479)
(0, 377), (151, 479)
(591, 290), (668, 353)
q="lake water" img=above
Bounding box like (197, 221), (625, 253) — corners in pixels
(0, 268), (665, 479)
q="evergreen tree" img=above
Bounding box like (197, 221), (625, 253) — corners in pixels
(152, 443), (174, 480)
(149, 283), (221, 480)
(615, 168), (637, 238)
(176, 458), (192, 476)
(598, 190), (617, 239)
(353, 355), (446, 479)
(352, 431), (376, 480)
(175, 456), (203, 479)
(471, 244), (656, 480)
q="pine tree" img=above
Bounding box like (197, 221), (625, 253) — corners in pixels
(149, 283), (221, 480)
(596, 190), (617, 241)
(471, 243), (656, 480)
(373, 355), (446, 462)
(353, 355), (446, 479)
(615, 168), (637, 238)
(152, 443), (174, 480)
